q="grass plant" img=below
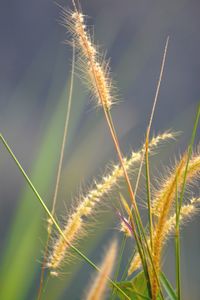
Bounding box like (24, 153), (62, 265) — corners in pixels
(0, 1), (200, 299)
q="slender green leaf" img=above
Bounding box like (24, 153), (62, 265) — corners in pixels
(115, 272), (163, 300)
(160, 272), (177, 300)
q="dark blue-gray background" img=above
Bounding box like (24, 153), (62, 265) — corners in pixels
(0, 0), (199, 299)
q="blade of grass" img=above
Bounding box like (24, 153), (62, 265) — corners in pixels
(50, 42), (75, 219)
(178, 102), (200, 217)
(0, 134), (130, 300)
(160, 272), (177, 300)
(145, 132), (153, 250)
(174, 102), (200, 300)
(175, 178), (181, 300)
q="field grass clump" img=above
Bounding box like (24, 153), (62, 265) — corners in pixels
(0, 1), (200, 300)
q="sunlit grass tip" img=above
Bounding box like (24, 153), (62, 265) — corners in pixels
(151, 150), (200, 298)
(128, 197), (200, 275)
(152, 149), (200, 217)
(59, 6), (116, 110)
(127, 148), (200, 278)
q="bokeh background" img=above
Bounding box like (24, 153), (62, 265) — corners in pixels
(0, 0), (199, 299)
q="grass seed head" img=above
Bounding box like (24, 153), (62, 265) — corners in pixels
(47, 132), (177, 273)
(128, 197), (200, 276)
(62, 8), (115, 110)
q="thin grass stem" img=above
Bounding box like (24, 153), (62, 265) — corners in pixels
(175, 102), (200, 300)
(145, 132), (153, 251)
(178, 102), (200, 218)
(50, 41), (75, 218)
(115, 37), (169, 296)
(37, 42), (75, 300)
(175, 178), (181, 300)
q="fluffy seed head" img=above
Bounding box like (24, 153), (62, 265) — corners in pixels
(152, 150), (200, 217)
(85, 239), (117, 300)
(128, 197), (200, 276)
(61, 8), (114, 110)
(47, 132), (176, 272)
(151, 151), (200, 297)
(47, 216), (83, 270)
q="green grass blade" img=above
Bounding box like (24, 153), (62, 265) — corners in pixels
(178, 102), (200, 217)
(175, 179), (181, 300)
(174, 102), (200, 300)
(145, 141), (153, 249)
(160, 272), (177, 300)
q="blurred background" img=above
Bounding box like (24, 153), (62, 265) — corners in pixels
(0, 0), (199, 299)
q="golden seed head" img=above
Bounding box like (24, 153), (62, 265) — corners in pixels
(47, 131), (176, 273)
(128, 198), (200, 276)
(47, 217), (83, 270)
(62, 9), (114, 110)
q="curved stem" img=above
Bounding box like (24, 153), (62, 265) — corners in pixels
(37, 42), (75, 300)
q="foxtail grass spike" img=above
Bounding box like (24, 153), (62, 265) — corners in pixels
(128, 197), (200, 275)
(47, 132), (174, 271)
(61, 8), (115, 110)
